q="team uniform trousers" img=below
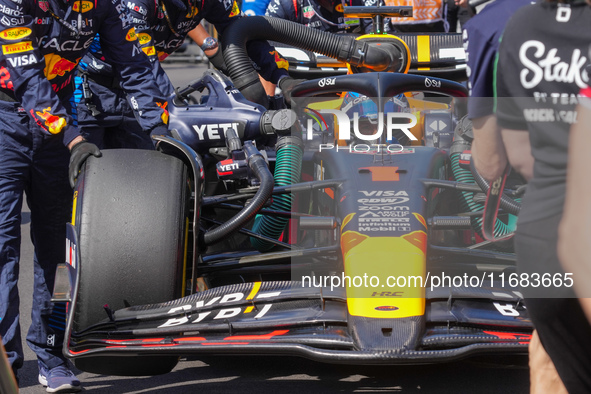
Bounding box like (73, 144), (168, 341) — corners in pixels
(0, 100), (71, 375)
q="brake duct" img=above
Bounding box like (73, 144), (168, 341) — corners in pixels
(221, 16), (407, 106)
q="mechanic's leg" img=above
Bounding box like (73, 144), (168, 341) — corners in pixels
(90, 88), (154, 150)
(0, 103), (32, 377)
(76, 100), (107, 150)
(25, 131), (72, 370)
(516, 215), (591, 393)
(529, 330), (567, 394)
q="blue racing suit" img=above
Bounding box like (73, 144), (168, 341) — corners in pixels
(462, 0), (534, 120)
(0, 0), (168, 376)
(76, 0), (290, 149)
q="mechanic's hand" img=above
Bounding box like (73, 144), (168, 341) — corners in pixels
(207, 48), (229, 76)
(69, 140), (101, 188)
(278, 76), (305, 106)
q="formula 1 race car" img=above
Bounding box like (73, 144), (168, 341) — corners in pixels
(53, 9), (531, 376)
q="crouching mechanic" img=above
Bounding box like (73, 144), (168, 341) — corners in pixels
(0, 0), (169, 392)
(76, 0), (290, 149)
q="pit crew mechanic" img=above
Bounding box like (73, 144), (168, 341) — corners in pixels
(76, 0), (290, 149)
(265, 0), (387, 34)
(0, 0), (169, 391)
(463, 0), (534, 182)
(486, 1), (591, 392)
(75, 25), (218, 149)
(462, 1), (567, 392)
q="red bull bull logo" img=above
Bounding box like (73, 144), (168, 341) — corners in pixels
(44, 54), (79, 80)
(158, 51), (169, 62)
(157, 101), (169, 124)
(270, 50), (289, 71)
(186, 6), (198, 18)
(1, 27), (32, 41)
(335, 3), (343, 12)
(2, 41), (33, 55)
(35, 107), (66, 135)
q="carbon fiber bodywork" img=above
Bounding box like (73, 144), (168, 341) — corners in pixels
(63, 280), (529, 363)
(55, 69), (530, 373)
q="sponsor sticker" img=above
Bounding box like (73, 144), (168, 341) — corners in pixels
(157, 101), (168, 124)
(186, 5), (198, 17)
(38, 0), (49, 12)
(229, 0), (240, 17)
(43, 54), (79, 80)
(137, 32), (151, 45)
(2, 40), (32, 54)
(125, 28), (137, 41)
(142, 45), (155, 56)
(270, 50), (288, 70)
(35, 107), (66, 134)
(0, 26), (30, 40)
(72, 0), (93, 12)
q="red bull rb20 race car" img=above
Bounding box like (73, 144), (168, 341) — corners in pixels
(52, 10), (531, 376)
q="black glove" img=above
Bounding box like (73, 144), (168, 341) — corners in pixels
(207, 48), (229, 76)
(69, 140), (101, 188)
(278, 77), (305, 106)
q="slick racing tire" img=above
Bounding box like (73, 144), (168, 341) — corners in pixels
(72, 149), (189, 375)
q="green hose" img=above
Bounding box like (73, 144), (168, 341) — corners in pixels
(450, 152), (517, 238)
(251, 136), (303, 251)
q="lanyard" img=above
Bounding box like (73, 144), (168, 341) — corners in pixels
(159, 0), (194, 37)
(47, 0), (82, 38)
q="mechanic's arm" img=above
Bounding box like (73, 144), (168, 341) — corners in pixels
(463, 21), (513, 181)
(127, 0), (177, 97)
(493, 34), (534, 182)
(0, 0), (77, 144)
(500, 128), (533, 181)
(188, 25), (217, 58)
(471, 116), (508, 182)
(265, 0), (294, 22)
(205, 0), (290, 92)
(187, 25), (229, 75)
(98, 1), (169, 136)
(558, 94), (591, 322)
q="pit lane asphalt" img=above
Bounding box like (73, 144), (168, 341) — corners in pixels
(16, 60), (530, 393)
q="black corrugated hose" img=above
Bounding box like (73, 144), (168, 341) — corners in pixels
(221, 16), (403, 105)
(203, 141), (274, 245)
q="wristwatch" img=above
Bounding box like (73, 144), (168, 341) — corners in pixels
(200, 37), (219, 51)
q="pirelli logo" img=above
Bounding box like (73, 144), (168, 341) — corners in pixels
(1, 27), (32, 41)
(142, 46), (155, 56)
(2, 41), (33, 55)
